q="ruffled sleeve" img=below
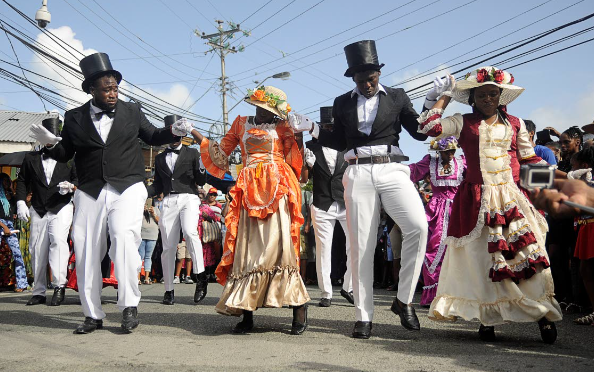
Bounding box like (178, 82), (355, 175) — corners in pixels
(418, 109), (464, 138)
(409, 154), (431, 183)
(276, 120), (303, 179)
(517, 118), (544, 165)
(200, 116), (243, 179)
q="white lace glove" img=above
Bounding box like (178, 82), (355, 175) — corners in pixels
(58, 181), (75, 195)
(304, 148), (316, 168)
(424, 74), (456, 108)
(171, 118), (194, 136)
(30, 123), (62, 146)
(16, 200), (30, 222)
(567, 168), (592, 182)
(288, 113), (314, 133)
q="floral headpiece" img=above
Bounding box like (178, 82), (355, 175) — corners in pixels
(430, 136), (458, 151)
(464, 67), (514, 85)
(246, 86), (292, 119)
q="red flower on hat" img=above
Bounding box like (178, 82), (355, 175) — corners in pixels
(493, 69), (505, 83)
(476, 68), (488, 83)
(509, 74), (515, 84)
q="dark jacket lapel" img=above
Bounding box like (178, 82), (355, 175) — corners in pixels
(172, 146), (189, 177)
(72, 101), (104, 145)
(159, 152), (172, 177)
(314, 145), (332, 177)
(105, 100), (128, 145)
(32, 152), (48, 187)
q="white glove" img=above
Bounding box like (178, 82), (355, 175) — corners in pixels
(424, 74), (456, 108)
(30, 123), (62, 146)
(288, 113), (314, 133)
(304, 148), (316, 168)
(58, 181), (75, 195)
(567, 168), (592, 181)
(16, 200), (30, 222)
(171, 118), (194, 136)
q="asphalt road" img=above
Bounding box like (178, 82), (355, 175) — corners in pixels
(1, 283), (592, 372)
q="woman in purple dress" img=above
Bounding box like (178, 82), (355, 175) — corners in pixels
(409, 137), (465, 306)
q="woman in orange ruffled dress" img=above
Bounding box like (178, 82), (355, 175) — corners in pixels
(179, 86), (310, 335)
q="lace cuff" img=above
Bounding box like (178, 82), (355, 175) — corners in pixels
(418, 108), (444, 136)
(200, 138), (229, 179)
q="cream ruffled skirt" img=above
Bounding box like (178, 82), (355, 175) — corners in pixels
(215, 196), (310, 316)
(429, 226), (562, 326)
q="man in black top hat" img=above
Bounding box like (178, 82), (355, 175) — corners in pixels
(17, 117), (77, 307)
(147, 114), (207, 306)
(304, 107), (353, 308)
(30, 52), (188, 334)
(290, 40), (428, 339)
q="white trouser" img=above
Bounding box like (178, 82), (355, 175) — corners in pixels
(72, 182), (147, 320)
(312, 202), (352, 299)
(343, 162), (427, 322)
(159, 193), (204, 291)
(29, 203), (74, 296)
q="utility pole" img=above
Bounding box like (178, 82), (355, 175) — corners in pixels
(200, 20), (248, 134)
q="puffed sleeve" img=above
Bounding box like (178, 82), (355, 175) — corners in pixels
(517, 118), (545, 165)
(409, 154), (432, 183)
(417, 109), (464, 139)
(200, 115), (243, 179)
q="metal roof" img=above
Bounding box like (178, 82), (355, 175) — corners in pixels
(0, 110), (59, 143)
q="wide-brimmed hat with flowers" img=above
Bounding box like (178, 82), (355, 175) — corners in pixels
(245, 85), (291, 120)
(430, 136), (458, 151)
(450, 66), (524, 106)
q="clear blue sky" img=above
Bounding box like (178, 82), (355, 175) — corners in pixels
(0, 0), (593, 162)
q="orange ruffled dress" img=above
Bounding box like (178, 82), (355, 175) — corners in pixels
(201, 115), (310, 316)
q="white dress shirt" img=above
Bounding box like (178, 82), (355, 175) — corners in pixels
(353, 84), (386, 136)
(322, 146), (338, 175)
(89, 102), (115, 143)
(41, 154), (57, 185)
(166, 144), (182, 173)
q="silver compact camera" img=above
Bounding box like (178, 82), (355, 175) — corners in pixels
(520, 164), (555, 190)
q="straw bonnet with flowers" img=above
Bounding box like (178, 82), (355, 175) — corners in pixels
(416, 66), (562, 337)
(195, 83), (309, 326)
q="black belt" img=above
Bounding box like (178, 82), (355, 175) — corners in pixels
(348, 154), (409, 165)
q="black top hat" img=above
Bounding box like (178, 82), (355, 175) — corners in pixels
(343, 40), (385, 78)
(42, 117), (62, 136)
(319, 107), (334, 125)
(80, 53), (122, 94)
(536, 129), (553, 145)
(164, 114), (183, 127)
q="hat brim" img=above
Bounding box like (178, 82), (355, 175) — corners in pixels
(244, 97), (286, 120)
(82, 70), (122, 94)
(582, 123), (594, 134)
(344, 63), (385, 78)
(450, 80), (524, 106)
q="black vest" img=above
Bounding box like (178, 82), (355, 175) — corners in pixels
(149, 146), (206, 197)
(306, 140), (347, 211)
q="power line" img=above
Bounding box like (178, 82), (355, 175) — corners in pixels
(240, 0), (274, 24)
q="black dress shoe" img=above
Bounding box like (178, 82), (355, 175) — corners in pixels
(74, 317), (103, 334)
(290, 304), (308, 335)
(49, 286), (65, 306)
(26, 295), (46, 306)
(194, 273), (208, 303)
(121, 307), (139, 333)
(340, 289), (355, 305)
(538, 318), (557, 344)
(390, 298), (420, 331)
(352, 321), (372, 339)
(478, 324), (496, 342)
(162, 290), (175, 305)
(318, 298), (331, 307)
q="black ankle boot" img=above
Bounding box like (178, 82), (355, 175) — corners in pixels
(538, 318), (557, 344)
(478, 324), (496, 342)
(194, 272), (208, 303)
(291, 304), (308, 335)
(232, 310), (254, 334)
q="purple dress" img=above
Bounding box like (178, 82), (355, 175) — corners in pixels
(409, 154), (466, 305)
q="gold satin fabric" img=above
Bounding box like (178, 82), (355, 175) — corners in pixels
(216, 196), (310, 316)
